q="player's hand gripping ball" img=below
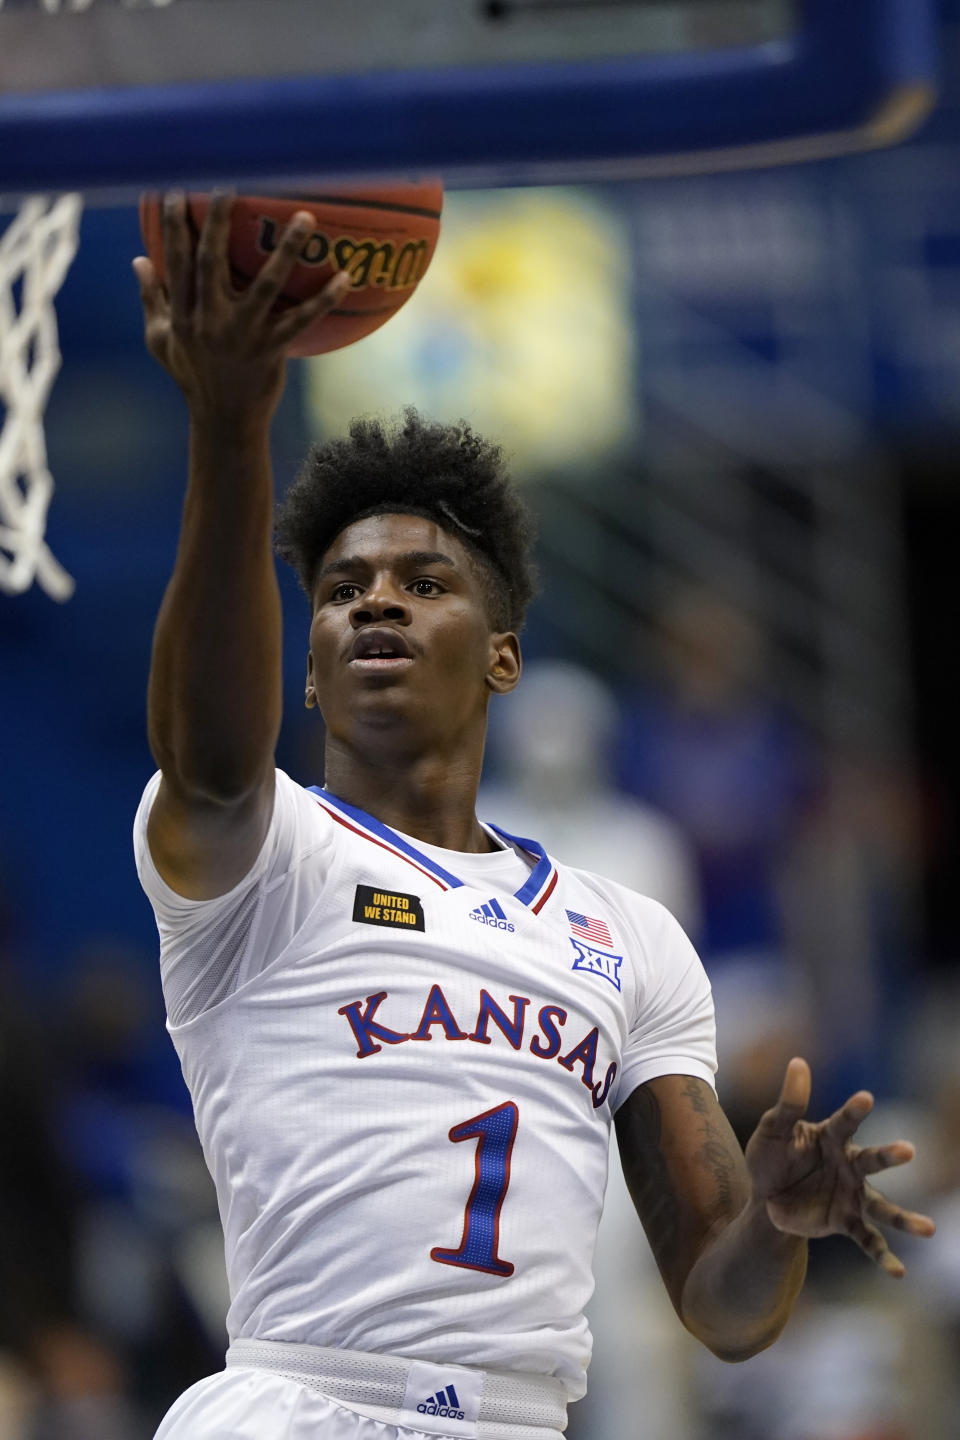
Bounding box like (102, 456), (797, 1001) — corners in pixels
(139, 181), (443, 357)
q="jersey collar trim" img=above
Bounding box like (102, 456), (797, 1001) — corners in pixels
(487, 824), (558, 913)
(308, 787), (558, 911)
(308, 788), (459, 890)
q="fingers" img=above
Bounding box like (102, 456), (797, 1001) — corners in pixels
(847, 1214), (906, 1278)
(844, 1179), (934, 1278)
(243, 209), (320, 319)
(132, 255), (164, 313)
(161, 191), (194, 317)
(132, 255), (170, 357)
(853, 1141), (914, 1178)
(272, 267), (352, 348)
(864, 1183), (936, 1238)
(195, 190), (234, 311)
(150, 195), (350, 353)
(759, 1057), (812, 1138)
(824, 1090), (874, 1146)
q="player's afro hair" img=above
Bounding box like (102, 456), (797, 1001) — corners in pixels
(274, 408), (537, 631)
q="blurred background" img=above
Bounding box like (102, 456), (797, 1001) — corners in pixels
(3, 3), (960, 1438)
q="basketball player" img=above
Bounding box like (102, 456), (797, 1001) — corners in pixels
(131, 193), (934, 1440)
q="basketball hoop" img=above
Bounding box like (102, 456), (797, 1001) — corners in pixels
(0, 194), (81, 600)
(0, 0), (174, 600)
(0, 0), (937, 596)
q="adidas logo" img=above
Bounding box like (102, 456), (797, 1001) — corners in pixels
(469, 897), (515, 933)
(416, 1384), (466, 1420)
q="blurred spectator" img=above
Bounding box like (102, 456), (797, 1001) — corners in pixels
(0, 889), (152, 1439)
(50, 942), (228, 1418)
(483, 659), (701, 933)
(778, 744), (922, 1105)
(689, 1279), (948, 1440)
(616, 588), (819, 1134)
(0, 963), (77, 1361)
(899, 980), (960, 1428)
(617, 587), (816, 958)
(26, 1325), (150, 1440)
(481, 659), (703, 1440)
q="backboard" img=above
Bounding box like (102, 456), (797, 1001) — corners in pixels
(0, 0), (939, 200)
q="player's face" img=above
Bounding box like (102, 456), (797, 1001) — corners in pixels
(305, 513), (520, 752)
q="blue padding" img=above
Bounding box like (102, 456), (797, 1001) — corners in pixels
(0, 0), (938, 196)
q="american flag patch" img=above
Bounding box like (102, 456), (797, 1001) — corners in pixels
(566, 909), (613, 948)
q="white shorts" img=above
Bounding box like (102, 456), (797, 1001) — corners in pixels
(152, 1339), (567, 1440)
(153, 1367), (447, 1440)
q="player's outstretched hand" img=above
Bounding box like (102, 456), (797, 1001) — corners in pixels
(744, 1058), (935, 1277)
(132, 190), (350, 423)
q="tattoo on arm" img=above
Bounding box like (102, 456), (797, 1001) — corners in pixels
(616, 1076), (749, 1311)
(618, 1085), (684, 1281)
(680, 1076), (738, 1221)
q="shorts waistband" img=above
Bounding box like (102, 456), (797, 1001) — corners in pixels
(225, 1338), (567, 1439)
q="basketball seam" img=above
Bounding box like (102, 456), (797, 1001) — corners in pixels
(289, 193), (442, 221)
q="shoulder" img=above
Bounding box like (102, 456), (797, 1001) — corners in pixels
(133, 766), (337, 910)
(134, 765), (336, 850)
(562, 862), (689, 951)
(559, 861), (710, 1015)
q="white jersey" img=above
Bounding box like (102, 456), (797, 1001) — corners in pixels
(133, 768), (716, 1402)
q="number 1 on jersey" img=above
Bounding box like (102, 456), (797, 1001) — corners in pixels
(431, 1101), (518, 1277)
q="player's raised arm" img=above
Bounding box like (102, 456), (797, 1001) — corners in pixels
(134, 192), (349, 899)
(616, 1060), (935, 1362)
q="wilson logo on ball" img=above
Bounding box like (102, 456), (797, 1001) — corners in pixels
(257, 218), (430, 291)
(139, 181), (443, 356)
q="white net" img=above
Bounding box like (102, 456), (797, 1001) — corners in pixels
(0, 194), (81, 600)
(0, 0), (175, 599)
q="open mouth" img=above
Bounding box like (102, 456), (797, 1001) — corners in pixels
(348, 627), (414, 670)
(350, 654), (414, 669)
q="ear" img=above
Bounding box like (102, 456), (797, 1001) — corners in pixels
(305, 649), (317, 710)
(486, 633), (522, 695)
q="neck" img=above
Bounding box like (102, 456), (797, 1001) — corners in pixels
(322, 735), (493, 853)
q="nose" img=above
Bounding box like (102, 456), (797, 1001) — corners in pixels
(349, 574), (411, 628)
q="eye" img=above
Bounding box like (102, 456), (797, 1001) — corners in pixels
(411, 577), (445, 596)
(330, 582), (362, 602)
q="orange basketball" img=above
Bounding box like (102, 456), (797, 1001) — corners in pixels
(139, 180), (443, 357)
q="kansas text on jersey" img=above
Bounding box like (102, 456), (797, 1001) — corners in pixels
(133, 768), (716, 1402)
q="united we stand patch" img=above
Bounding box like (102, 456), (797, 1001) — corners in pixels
(353, 884), (425, 931)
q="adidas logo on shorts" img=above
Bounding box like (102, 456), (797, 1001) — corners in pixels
(470, 897), (515, 932)
(417, 1384), (465, 1420)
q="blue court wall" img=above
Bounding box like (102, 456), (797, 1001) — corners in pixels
(5, 11), (960, 997)
(0, 204), (320, 997)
